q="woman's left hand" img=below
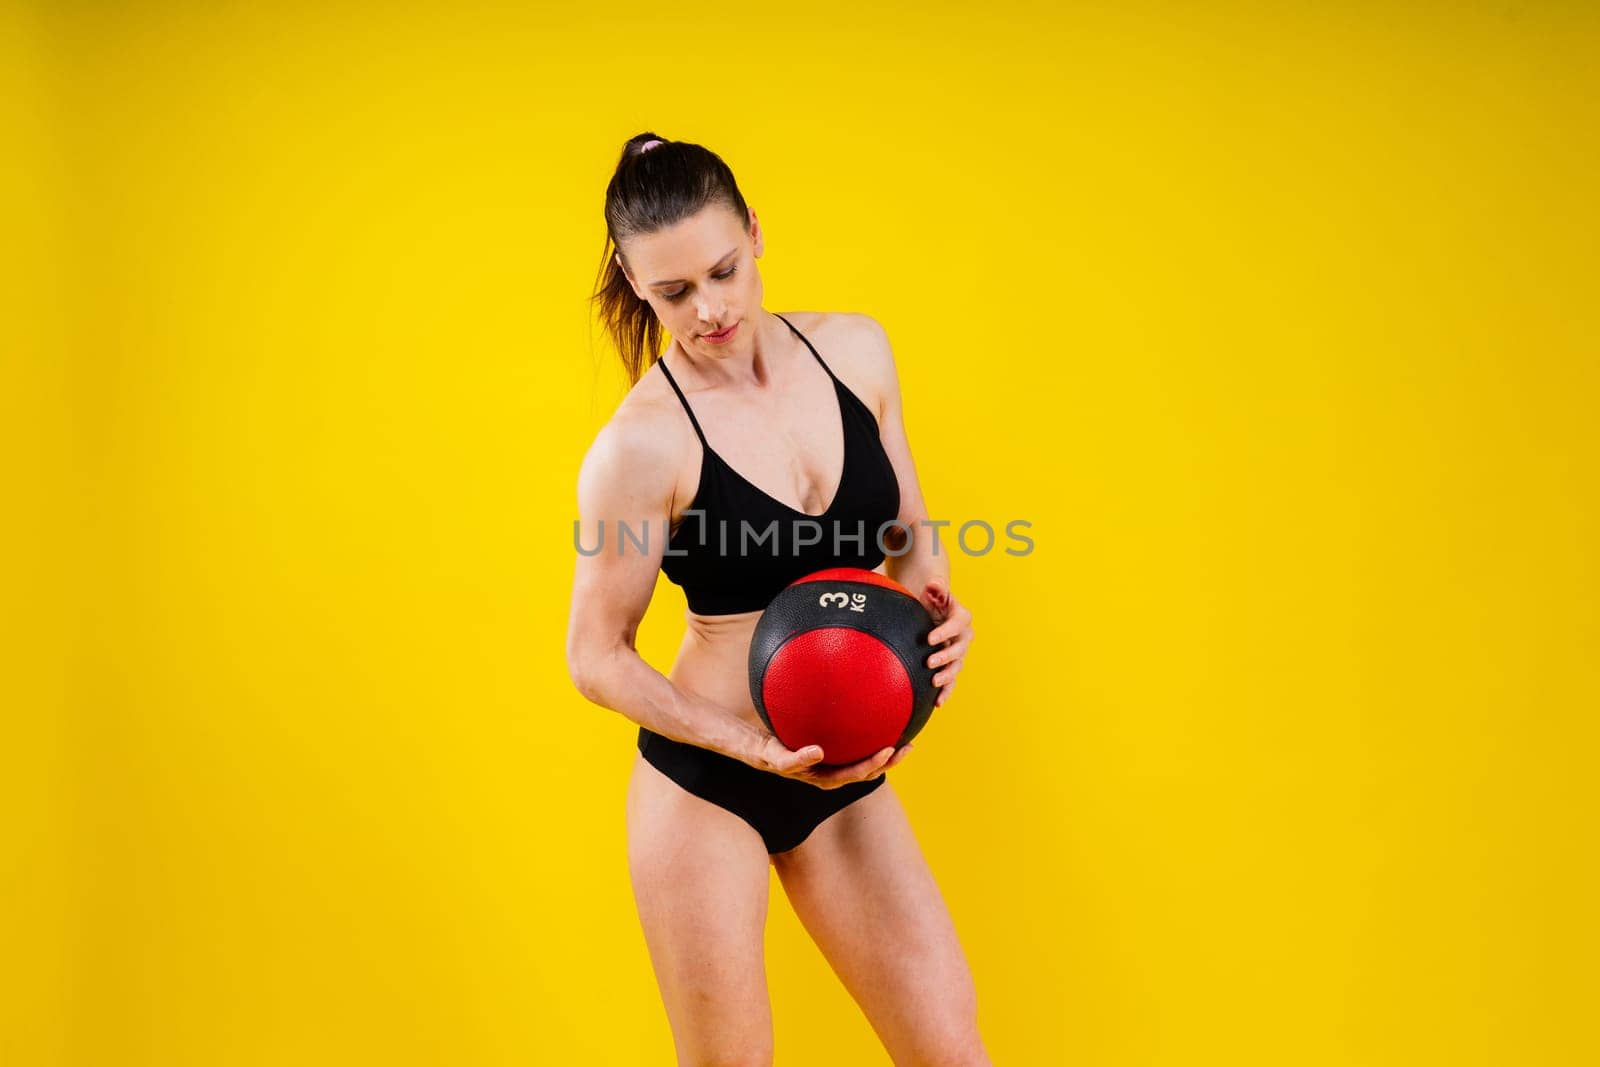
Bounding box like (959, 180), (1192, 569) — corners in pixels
(921, 579), (973, 707)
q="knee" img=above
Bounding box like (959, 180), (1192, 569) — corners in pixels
(935, 1040), (992, 1067)
(676, 1023), (774, 1067)
(912, 1037), (991, 1067)
(902, 1015), (991, 1066)
(679, 1038), (774, 1067)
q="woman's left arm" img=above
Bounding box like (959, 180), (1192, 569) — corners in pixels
(851, 315), (974, 708)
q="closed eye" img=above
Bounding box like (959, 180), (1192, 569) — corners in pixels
(663, 266), (737, 302)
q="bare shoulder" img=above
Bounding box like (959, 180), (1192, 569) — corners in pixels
(576, 364), (695, 513)
(784, 310), (900, 417)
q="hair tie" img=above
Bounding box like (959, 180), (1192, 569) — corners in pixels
(639, 138), (665, 152)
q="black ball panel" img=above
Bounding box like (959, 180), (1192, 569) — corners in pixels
(749, 574), (939, 753)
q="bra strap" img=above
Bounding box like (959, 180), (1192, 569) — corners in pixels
(774, 313), (840, 383)
(655, 357), (710, 449)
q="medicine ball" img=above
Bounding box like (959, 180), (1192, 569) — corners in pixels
(748, 567), (939, 767)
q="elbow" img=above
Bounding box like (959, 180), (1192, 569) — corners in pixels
(565, 637), (616, 706)
(565, 644), (600, 704)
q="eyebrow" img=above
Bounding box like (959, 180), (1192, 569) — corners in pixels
(648, 248), (738, 288)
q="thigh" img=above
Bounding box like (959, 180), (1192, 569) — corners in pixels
(771, 783), (991, 1066)
(626, 752), (776, 1066)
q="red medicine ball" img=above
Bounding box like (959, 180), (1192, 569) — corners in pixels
(748, 567), (940, 767)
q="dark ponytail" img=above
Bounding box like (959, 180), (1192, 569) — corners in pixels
(591, 132), (751, 384)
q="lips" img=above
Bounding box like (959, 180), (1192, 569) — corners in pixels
(702, 322), (739, 343)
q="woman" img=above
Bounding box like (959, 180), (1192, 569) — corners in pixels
(566, 132), (988, 1066)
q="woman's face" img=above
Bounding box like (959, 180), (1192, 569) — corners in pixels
(617, 203), (765, 356)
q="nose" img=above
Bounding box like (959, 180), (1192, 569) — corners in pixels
(694, 295), (726, 325)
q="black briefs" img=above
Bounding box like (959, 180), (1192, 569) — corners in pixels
(637, 727), (886, 855)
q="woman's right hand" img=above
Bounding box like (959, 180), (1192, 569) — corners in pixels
(747, 732), (913, 789)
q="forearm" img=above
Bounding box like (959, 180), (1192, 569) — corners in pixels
(885, 517), (952, 596)
(571, 642), (763, 762)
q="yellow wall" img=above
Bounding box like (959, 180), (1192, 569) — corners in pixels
(13, 1), (1597, 1063)
(5, 5), (74, 1066)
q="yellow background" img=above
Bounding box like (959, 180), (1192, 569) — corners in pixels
(8, 1), (1597, 1063)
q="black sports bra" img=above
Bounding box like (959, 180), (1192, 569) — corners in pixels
(656, 313), (902, 615)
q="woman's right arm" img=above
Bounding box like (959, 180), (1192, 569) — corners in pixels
(564, 415), (762, 759)
(565, 413), (910, 786)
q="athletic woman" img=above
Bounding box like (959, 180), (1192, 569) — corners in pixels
(566, 132), (988, 1066)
